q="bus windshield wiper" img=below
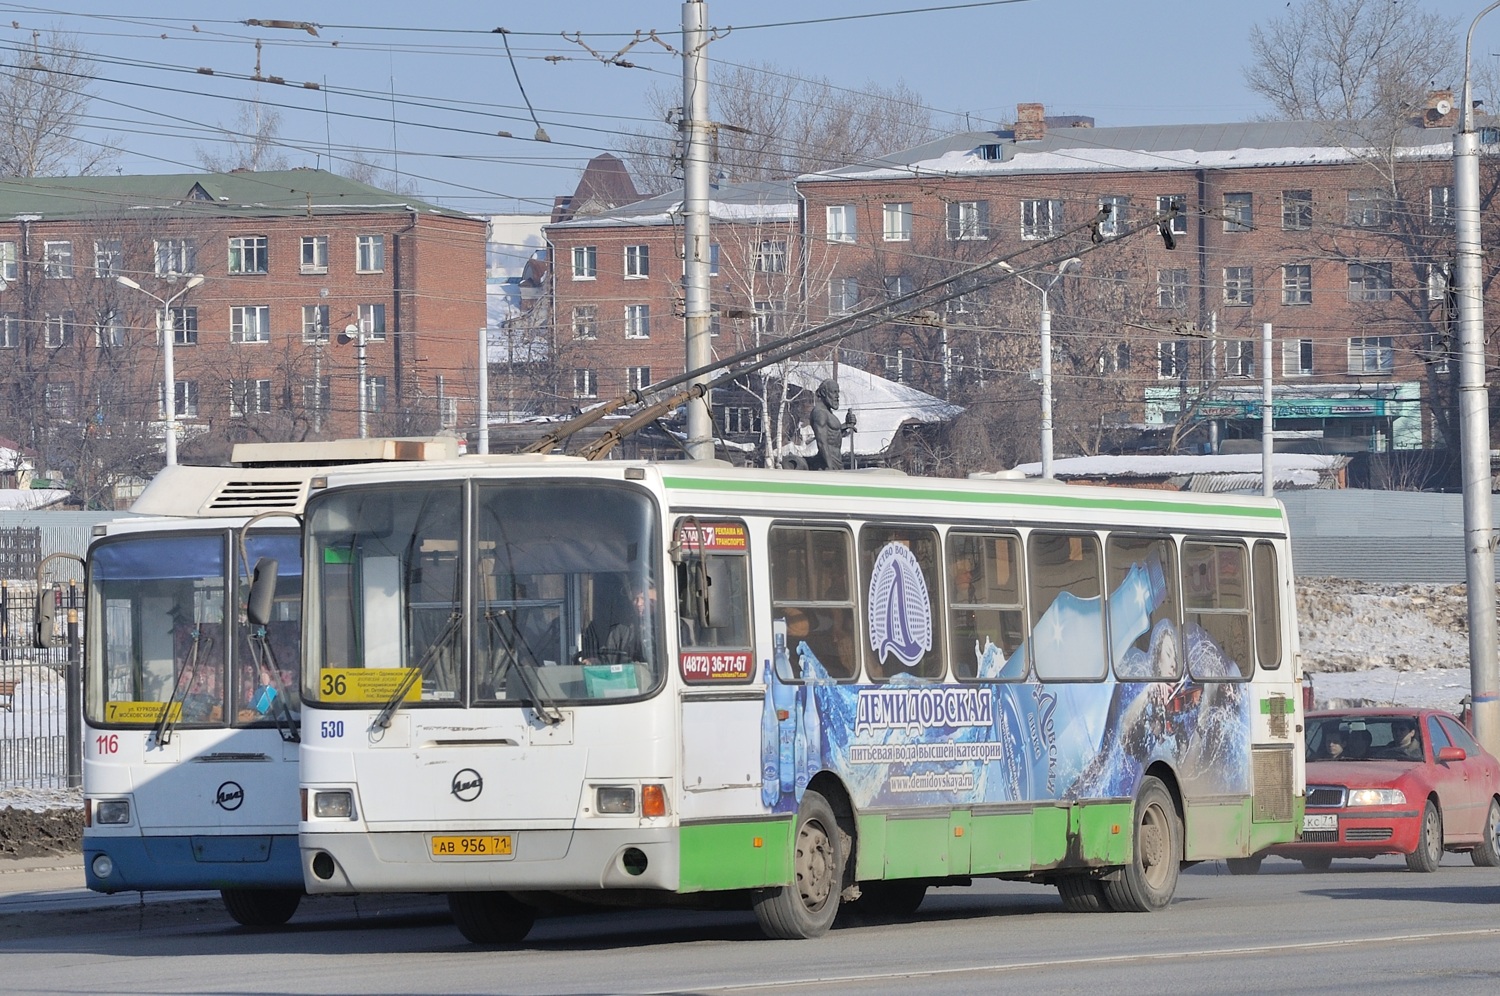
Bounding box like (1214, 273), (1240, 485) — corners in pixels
(483, 609), (564, 726)
(244, 625), (299, 743)
(155, 620), (209, 747)
(372, 610), (463, 730)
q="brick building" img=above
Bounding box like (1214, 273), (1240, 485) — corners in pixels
(0, 169), (486, 490)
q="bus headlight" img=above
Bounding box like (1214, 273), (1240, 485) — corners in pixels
(596, 786), (636, 815)
(94, 800), (130, 825)
(313, 790), (355, 819)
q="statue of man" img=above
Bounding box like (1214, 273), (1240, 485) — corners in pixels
(810, 377), (855, 471)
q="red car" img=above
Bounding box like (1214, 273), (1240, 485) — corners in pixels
(1236, 708), (1500, 873)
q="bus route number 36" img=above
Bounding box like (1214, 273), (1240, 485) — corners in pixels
(319, 720), (345, 739)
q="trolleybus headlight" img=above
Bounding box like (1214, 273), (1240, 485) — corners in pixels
(1346, 788), (1405, 807)
(313, 790), (355, 819)
(91, 854), (114, 879)
(94, 800), (130, 825)
(596, 786), (636, 815)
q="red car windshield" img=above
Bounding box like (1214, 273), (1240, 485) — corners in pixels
(1307, 716), (1422, 762)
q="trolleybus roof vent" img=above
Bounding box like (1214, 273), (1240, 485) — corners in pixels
(207, 478), (310, 511)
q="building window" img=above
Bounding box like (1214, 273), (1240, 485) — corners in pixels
(1347, 189), (1389, 227)
(1157, 268), (1188, 308)
(572, 305), (597, 340)
(627, 366), (651, 392)
(44, 383), (75, 417)
(947, 200), (990, 240)
(1430, 186), (1455, 226)
(44, 311), (74, 347)
(0, 313), (17, 348)
(302, 304), (330, 342)
(301, 235), (329, 274)
(1282, 190), (1313, 231)
(95, 309), (124, 347)
(1347, 261), (1392, 303)
(1282, 338), (1314, 377)
(1157, 195), (1188, 235)
(365, 375), (387, 413)
(1222, 192), (1253, 232)
(826, 204), (856, 242)
(721, 405), (762, 434)
(358, 303), (387, 341)
(753, 300), (784, 338)
(304, 376), (330, 414)
(573, 369), (597, 399)
(754, 240), (787, 273)
(1097, 195), (1128, 238)
(1425, 332), (1451, 374)
(228, 235), (268, 275)
(624, 304), (650, 339)
(43, 241), (73, 279)
(93, 239), (122, 278)
(829, 276), (859, 314)
(1425, 262), (1452, 307)
(0, 241), (16, 282)
(356, 234), (385, 273)
(1157, 341), (1189, 379)
(230, 305), (271, 343)
(1281, 264), (1313, 306)
(1223, 266), (1254, 307)
(1021, 198), (1064, 239)
(882, 347), (912, 384)
(167, 380), (199, 418)
(1225, 340), (1255, 378)
(885, 274), (914, 299)
(1348, 336), (1394, 374)
(710, 303), (722, 337)
(571, 244), (597, 279)
(166, 307), (198, 346)
(231, 378), (273, 416)
(883, 202), (912, 241)
(439, 395), (458, 430)
(624, 244), (650, 278)
(154, 238), (195, 277)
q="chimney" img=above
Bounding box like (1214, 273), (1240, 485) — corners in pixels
(1014, 102), (1047, 142)
(1423, 90), (1457, 129)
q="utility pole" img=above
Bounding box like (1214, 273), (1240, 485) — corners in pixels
(478, 326), (490, 455)
(1456, 2), (1500, 755)
(1261, 322), (1273, 498)
(682, 0), (714, 460)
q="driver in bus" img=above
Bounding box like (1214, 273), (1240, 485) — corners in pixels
(583, 580), (654, 663)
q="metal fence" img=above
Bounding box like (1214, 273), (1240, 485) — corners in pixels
(0, 580), (81, 790)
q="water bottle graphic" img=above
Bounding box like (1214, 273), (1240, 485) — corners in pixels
(760, 660), (781, 808)
(801, 667), (822, 793)
(772, 620), (797, 795)
(793, 686), (809, 802)
(1108, 555), (1168, 667)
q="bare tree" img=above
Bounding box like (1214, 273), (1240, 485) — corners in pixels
(197, 99), (291, 173)
(0, 28), (113, 177)
(340, 151), (421, 195)
(622, 62), (945, 193)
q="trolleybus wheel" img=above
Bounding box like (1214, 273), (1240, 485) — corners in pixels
(220, 888), (302, 927)
(854, 879), (928, 918)
(1405, 801), (1444, 873)
(447, 891), (536, 945)
(1471, 799), (1500, 867)
(752, 789), (845, 939)
(1103, 776), (1181, 912)
(1056, 874), (1111, 912)
(1225, 855), (1263, 876)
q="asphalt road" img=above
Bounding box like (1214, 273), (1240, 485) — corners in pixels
(3, 854), (1500, 995)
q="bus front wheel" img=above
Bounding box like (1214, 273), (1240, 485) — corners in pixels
(220, 888), (302, 927)
(447, 891), (535, 945)
(1103, 776), (1181, 912)
(753, 789), (845, 939)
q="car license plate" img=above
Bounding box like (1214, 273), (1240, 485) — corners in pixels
(1303, 813), (1337, 831)
(431, 834), (513, 857)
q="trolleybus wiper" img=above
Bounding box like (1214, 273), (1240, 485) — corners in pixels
(244, 625), (299, 743)
(155, 619), (210, 747)
(372, 610), (463, 730)
(482, 608), (564, 726)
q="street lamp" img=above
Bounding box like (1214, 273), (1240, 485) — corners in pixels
(337, 322), (368, 438)
(1455, 1), (1500, 754)
(116, 273), (204, 467)
(999, 257), (1082, 479)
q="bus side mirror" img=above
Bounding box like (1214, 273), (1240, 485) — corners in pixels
(34, 590), (60, 649)
(246, 558), (279, 627)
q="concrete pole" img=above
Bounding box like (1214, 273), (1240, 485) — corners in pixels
(1262, 322), (1273, 498)
(1039, 293), (1053, 480)
(1456, 2), (1500, 752)
(478, 326), (490, 455)
(681, 0), (714, 460)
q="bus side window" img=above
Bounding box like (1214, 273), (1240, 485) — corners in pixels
(1252, 541), (1282, 670)
(769, 526), (857, 681)
(1028, 531), (1107, 681)
(1182, 540), (1252, 679)
(678, 554), (751, 651)
(1105, 534), (1181, 680)
(859, 524), (943, 683)
(948, 532), (1026, 681)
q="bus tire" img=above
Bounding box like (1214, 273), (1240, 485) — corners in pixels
(1225, 855), (1263, 875)
(855, 879), (928, 918)
(220, 888), (302, 927)
(752, 789), (845, 939)
(1103, 776), (1181, 912)
(1056, 874), (1111, 912)
(447, 891), (536, 945)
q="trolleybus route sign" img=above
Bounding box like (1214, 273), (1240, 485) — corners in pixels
(317, 667), (421, 703)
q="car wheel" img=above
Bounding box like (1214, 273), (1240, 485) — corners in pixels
(1300, 855), (1333, 872)
(1471, 799), (1500, 867)
(1405, 800), (1443, 873)
(1225, 855), (1262, 876)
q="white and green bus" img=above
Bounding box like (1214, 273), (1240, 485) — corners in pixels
(290, 457), (1304, 942)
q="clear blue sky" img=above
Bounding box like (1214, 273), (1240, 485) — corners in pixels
(3, 1), (1495, 214)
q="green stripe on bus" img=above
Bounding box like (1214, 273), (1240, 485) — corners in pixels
(1260, 698), (1297, 714)
(678, 818), (794, 892)
(660, 476), (1284, 520)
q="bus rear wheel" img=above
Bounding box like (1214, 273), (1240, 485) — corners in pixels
(1103, 776), (1182, 912)
(1225, 855), (1263, 876)
(220, 888), (302, 927)
(447, 891), (535, 945)
(1056, 874), (1111, 912)
(752, 789), (845, 939)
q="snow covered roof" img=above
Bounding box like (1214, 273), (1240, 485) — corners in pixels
(548, 180), (797, 229)
(0, 489), (73, 511)
(772, 361), (963, 459)
(1008, 452), (1349, 490)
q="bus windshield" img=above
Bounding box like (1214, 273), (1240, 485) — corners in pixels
(304, 480), (662, 708)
